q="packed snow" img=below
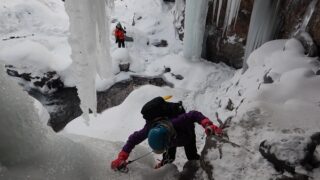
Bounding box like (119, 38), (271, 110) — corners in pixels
(0, 0), (320, 179)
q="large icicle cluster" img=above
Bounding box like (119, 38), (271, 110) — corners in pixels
(65, 0), (113, 121)
(183, 0), (209, 60)
(243, 0), (281, 71)
(211, 0), (241, 35)
(183, 0), (241, 60)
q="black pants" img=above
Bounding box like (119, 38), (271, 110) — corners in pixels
(162, 137), (200, 165)
(117, 39), (125, 48)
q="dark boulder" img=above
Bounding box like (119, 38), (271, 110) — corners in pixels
(152, 40), (168, 47)
(259, 133), (320, 176)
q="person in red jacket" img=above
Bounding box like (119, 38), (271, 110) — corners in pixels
(114, 22), (126, 48)
(111, 97), (223, 171)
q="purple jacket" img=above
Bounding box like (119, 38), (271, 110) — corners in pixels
(122, 111), (207, 153)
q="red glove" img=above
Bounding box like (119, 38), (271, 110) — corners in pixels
(111, 151), (129, 170)
(200, 118), (223, 136)
(154, 161), (163, 169)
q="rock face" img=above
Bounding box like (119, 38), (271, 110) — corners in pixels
(259, 132), (320, 176)
(203, 0), (254, 69)
(174, 0), (320, 69)
(279, 0), (320, 57)
(6, 66), (173, 132)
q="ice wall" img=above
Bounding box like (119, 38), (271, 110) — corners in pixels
(0, 63), (47, 165)
(65, 0), (113, 121)
(0, 62), (153, 179)
(243, 0), (281, 71)
(183, 0), (209, 60)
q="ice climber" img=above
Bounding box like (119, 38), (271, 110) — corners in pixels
(114, 22), (126, 48)
(111, 96), (223, 170)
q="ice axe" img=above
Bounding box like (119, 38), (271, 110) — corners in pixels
(116, 151), (153, 173)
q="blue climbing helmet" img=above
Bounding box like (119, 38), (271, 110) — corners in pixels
(148, 120), (176, 154)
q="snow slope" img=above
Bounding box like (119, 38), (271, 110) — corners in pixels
(1, 0), (320, 179)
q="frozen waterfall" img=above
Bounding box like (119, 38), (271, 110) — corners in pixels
(243, 0), (281, 71)
(183, 0), (241, 60)
(65, 0), (113, 121)
(183, 0), (209, 60)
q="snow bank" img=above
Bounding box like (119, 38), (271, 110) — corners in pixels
(186, 38), (320, 179)
(0, 40), (70, 72)
(0, 0), (68, 35)
(65, 85), (183, 142)
(145, 54), (234, 91)
(243, 39), (320, 129)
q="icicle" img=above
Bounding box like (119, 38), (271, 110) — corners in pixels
(222, 0), (241, 35)
(212, 0), (217, 25)
(216, 0), (223, 26)
(243, 0), (281, 72)
(233, 0), (241, 29)
(65, 0), (113, 122)
(300, 0), (318, 31)
(183, 0), (209, 60)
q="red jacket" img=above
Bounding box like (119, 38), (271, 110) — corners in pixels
(115, 28), (125, 40)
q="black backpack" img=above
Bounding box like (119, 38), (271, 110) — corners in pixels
(141, 96), (185, 122)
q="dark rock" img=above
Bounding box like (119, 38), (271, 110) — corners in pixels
(294, 31), (318, 57)
(125, 36), (134, 42)
(27, 74), (173, 132)
(178, 160), (200, 180)
(6, 67), (63, 92)
(164, 66), (171, 73)
(279, 0), (320, 56)
(6, 65), (174, 132)
(6, 68), (20, 77)
(276, 174), (309, 180)
(152, 40), (168, 47)
(259, 133), (320, 176)
(301, 132), (320, 169)
(111, 19), (118, 23)
(259, 140), (296, 174)
(119, 63), (130, 72)
(163, 0), (175, 2)
(171, 73), (184, 80)
(316, 69), (320, 75)
(97, 75), (173, 114)
(263, 72), (274, 84)
(226, 98), (234, 111)
(279, 0), (312, 39)
(203, 0), (253, 69)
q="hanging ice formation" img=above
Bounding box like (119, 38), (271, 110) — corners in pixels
(183, 0), (209, 60)
(65, 0), (113, 122)
(299, 0), (318, 32)
(211, 0), (241, 34)
(243, 0), (281, 71)
(173, 0), (185, 38)
(183, 0), (241, 60)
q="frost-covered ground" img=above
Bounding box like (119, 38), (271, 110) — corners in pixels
(1, 0), (320, 180)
